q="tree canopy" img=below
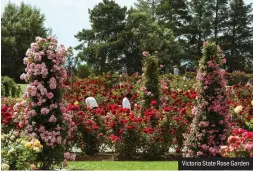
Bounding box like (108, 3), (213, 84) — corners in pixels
(1, 2), (50, 82)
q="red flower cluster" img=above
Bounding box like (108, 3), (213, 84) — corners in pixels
(221, 128), (253, 157)
(1, 105), (13, 125)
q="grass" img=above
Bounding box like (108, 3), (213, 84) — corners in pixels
(17, 84), (28, 97)
(67, 161), (178, 170)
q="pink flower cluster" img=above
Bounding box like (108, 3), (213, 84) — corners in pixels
(19, 37), (75, 165)
(221, 128), (253, 157)
(183, 42), (231, 157)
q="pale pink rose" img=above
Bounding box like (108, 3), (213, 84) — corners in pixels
(49, 115), (57, 122)
(197, 151), (203, 156)
(219, 120), (224, 125)
(142, 51), (149, 57)
(46, 92), (54, 99)
(64, 152), (70, 160)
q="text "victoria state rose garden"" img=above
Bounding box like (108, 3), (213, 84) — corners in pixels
(182, 160), (250, 167)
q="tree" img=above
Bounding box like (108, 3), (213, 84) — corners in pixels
(210, 0), (229, 43)
(75, 0), (127, 74)
(185, 0), (213, 62)
(183, 42), (231, 157)
(120, 8), (182, 74)
(135, 0), (160, 19)
(156, 0), (191, 37)
(1, 2), (49, 82)
(220, 0), (253, 72)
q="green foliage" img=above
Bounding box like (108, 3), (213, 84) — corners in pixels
(77, 64), (93, 79)
(75, 0), (127, 74)
(221, 0), (253, 72)
(1, 2), (49, 82)
(226, 71), (253, 85)
(1, 76), (22, 98)
(156, 0), (191, 37)
(142, 53), (160, 109)
(1, 133), (42, 170)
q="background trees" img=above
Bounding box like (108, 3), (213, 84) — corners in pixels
(75, 0), (127, 74)
(75, 0), (253, 74)
(1, 0), (253, 81)
(1, 2), (49, 82)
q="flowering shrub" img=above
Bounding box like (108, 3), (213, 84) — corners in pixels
(1, 105), (15, 133)
(227, 84), (253, 129)
(20, 37), (74, 169)
(226, 71), (253, 85)
(183, 42), (231, 157)
(221, 128), (253, 157)
(141, 51), (160, 110)
(1, 132), (42, 170)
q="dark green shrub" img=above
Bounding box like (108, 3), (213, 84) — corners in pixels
(77, 64), (93, 78)
(225, 71), (253, 85)
(1, 76), (21, 97)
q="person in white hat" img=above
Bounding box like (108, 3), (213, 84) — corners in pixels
(173, 65), (179, 75)
(84, 95), (98, 110)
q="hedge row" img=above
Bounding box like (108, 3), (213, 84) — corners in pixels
(1, 76), (22, 98)
(184, 71), (253, 86)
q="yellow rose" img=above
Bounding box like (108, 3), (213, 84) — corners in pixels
(74, 101), (79, 105)
(234, 105), (243, 114)
(1, 163), (9, 171)
(30, 164), (36, 170)
(24, 142), (32, 149)
(33, 147), (41, 153)
(21, 140), (27, 145)
(38, 144), (43, 149)
(34, 140), (41, 146)
(1, 134), (6, 141)
(251, 100), (253, 106)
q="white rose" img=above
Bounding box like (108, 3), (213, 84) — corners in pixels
(234, 105), (243, 114)
(1, 163), (10, 171)
(251, 100), (253, 106)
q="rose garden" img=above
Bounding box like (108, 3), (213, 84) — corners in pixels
(1, 37), (253, 170)
(1, 0), (253, 170)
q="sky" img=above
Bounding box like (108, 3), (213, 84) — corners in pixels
(1, 0), (137, 51)
(1, 0), (253, 51)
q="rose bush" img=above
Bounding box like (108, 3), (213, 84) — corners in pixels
(1, 132), (42, 170)
(19, 36), (75, 169)
(221, 128), (253, 157)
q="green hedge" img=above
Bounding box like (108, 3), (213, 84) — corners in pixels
(1, 76), (22, 97)
(183, 71), (253, 86)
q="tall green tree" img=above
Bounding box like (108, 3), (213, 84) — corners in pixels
(119, 8), (182, 74)
(156, 0), (191, 37)
(210, 0), (229, 43)
(220, 0), (253, 72)
(1, 2), (49, 82)
(135, 0), (160, 18)
(185, 0), (213, 62)
(75, 0), (127, 74)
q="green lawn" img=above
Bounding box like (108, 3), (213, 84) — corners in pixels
(17, 84), (28, 97)
(67, 161), (178, 170)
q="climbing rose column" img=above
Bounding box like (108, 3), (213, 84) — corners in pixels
(20, 37), (73, 169)
(183, 42), (231, 157)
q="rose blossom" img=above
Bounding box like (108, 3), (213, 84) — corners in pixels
(49, 115), (57, 122)
(234, 105), (243, 114)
